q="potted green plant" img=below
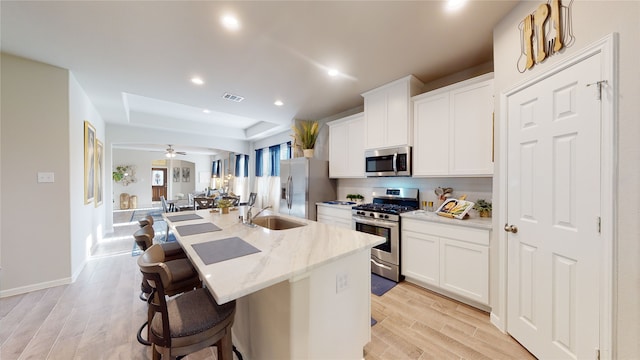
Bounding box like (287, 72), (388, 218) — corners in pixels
(346, 194), (364, 203)
(473, 199), (492, 218)
(216, 198), (234, 214)
(112, 166), (128, 182)
(292, 120), (320, 158)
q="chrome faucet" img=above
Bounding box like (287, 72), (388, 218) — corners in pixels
(244, 205), (272, 226)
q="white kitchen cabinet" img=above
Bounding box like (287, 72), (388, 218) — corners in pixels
(401, 217), (490, 307)
(413, 73), (494, 177)
(328, 113), (365, 178)
(362, 75), (424, 150)
(317, 205), (352, 229)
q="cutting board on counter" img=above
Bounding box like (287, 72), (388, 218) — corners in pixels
(436, 197), (474, 220)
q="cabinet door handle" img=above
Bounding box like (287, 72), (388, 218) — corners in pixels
(504, 224), (518, 233)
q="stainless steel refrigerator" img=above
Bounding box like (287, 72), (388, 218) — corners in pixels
(279, 158), (336, 220)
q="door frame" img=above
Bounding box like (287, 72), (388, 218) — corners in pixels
(495, 33), (617, 359)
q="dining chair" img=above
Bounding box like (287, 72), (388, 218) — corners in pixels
(138, 245), (236, 360)
(160, 195), (177, 212)
(194, 197), (215, 210)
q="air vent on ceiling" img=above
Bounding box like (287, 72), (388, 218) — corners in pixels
(222, 92), (245, 102)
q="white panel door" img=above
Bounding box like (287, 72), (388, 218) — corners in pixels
(506, 53), (602, 359)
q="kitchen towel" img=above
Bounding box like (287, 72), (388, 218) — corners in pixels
(191, 237), (261, 265)
(166, 213), (203, 222)
(175, 222), (221, 237)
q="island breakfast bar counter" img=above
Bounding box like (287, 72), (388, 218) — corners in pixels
(164, 209), (384, 359)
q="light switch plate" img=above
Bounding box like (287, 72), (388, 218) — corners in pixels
(336, 272), (349, 293)
(37, 172), (55, 183)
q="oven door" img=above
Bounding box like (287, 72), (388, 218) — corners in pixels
(352, 216), (399, 265)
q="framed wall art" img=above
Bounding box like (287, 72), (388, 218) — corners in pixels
(84, 121), (96, 204)
(94, 139), (104, 207)
(182, 167), (191, 182)
(173, 167), (180, 182)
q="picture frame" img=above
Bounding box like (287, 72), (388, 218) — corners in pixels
(84, 121), (96, 204)
(94, 139), (104, 207)
(182, 167), (190, 182)
(173, 167), (180, 182)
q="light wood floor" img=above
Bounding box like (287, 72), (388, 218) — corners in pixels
(365, 282), (535, 360)
(1, 210), (535, 359)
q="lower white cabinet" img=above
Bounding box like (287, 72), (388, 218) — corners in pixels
(317, 205), (352, 229)
(401, 218), (489, 307)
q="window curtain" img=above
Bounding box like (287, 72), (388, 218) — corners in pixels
(255, 149), (263, 177)
(210, 160), (221, 189)
(211, 160), (221, 178)
(235, 154), (241, 177)
(233, 154), (249, 202)
(269, 145), (280, 176)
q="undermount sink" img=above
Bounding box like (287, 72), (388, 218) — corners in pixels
(252, 215), (307, 230)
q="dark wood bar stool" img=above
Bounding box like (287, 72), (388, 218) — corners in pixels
(138, 245), (236, 360)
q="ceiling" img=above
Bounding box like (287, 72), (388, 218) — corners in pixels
(1, 0), (518, 154)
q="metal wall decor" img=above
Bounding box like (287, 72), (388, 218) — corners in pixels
(517, 0), (575, 72)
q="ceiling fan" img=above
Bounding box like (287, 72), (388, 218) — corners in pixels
(164, 144), (186, 158)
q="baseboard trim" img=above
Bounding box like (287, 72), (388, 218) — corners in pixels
(490, 312), (506, 333)
(0, 277), (72, 298)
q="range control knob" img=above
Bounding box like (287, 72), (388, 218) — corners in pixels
(384, 214), (389, 219)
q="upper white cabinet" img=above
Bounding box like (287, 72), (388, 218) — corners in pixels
(362, 75), (424, 150)
(328, 112), (365, 178)
(412, 74), (494, 177)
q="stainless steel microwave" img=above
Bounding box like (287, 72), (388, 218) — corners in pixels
(365, 146), (411, 177)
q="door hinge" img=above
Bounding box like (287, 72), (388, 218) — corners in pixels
(596, 348), (601, 360)
(587, 80), (608, 100)
(597, 216), (601, 234)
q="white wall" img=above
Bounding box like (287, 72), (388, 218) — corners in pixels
(1, 54), (103, 296)
(105, 124), (249, 230)
(112, 149), (211, 210)
(492, 1), (639, 357)
(69, 73), (105, 279)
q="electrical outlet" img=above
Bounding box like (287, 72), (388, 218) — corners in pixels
(336, 272), (349, 293)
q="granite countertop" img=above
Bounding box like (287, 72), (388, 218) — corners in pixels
(401, 210), (493, 230)
(164, 209), (384, 304)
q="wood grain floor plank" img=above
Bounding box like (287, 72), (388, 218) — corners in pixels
(2, 215), (532, 360)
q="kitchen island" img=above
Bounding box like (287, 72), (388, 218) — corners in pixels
(164, 209), (384, 359)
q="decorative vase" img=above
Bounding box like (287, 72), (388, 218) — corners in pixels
(221, 207), (230, 214)
(479, 210), (491, 218)
(303, 149), (314, 158)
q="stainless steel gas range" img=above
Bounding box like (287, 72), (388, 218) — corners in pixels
(352, 188), (419, 282)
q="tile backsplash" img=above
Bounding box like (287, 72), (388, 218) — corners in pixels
(337, 177), (493, 209)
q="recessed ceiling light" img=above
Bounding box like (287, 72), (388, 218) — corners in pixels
(221, 15), (240, 31)
(191, 77), (204, 85)
(274, 100), (284, 106)
(327, 69), (339, 77)
(446, 0), (467, 11)
(203, 109), (211, 114)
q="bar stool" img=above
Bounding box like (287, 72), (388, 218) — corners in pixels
(138, 245), (236, 360)
(133, 224), (184, 262)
